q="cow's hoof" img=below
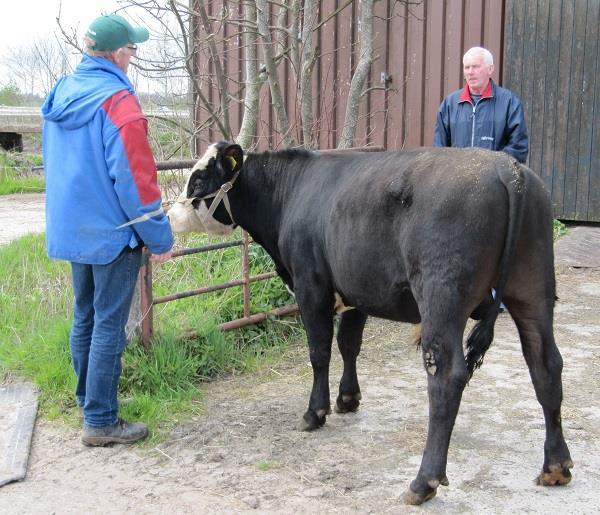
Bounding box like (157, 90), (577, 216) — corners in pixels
(334, 392), (361, 413)
(536, 460), (574, 486)
(300, 408), (329, 431)
(403, 477), (446, 505)
(403, 485), (437, 505)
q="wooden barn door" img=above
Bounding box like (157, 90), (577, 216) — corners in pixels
(503, 0), (600, 222)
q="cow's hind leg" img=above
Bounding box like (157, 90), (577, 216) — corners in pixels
(510, 300), (573, 486)
(334, 309), (368, 413)
(404, 319), (468, 505)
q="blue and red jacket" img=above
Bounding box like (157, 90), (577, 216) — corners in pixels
(433, 80), (528, 163)
(42, 55), (173, 264)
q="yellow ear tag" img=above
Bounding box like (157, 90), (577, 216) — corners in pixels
(226, 155), (237, 169)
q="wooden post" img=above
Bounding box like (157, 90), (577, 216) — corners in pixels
(242, 230), (251, 318)
(140, 248), (154, 348)
(126, 247), (154, 347)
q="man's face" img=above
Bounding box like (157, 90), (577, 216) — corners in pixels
(111, 44), (137, 73)
(463, 53), (494, 94)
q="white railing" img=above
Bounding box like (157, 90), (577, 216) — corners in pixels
(0, 106), (189, 130)
(0, 106), (42, 116)
(0, 106), (42, 130)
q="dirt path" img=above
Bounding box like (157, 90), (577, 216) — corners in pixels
(1, 195), (599, 513)
(0, 193), (45, 246)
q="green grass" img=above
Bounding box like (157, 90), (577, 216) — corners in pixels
(553, 219), (568, 240)
(256, 460), (280, 471)
(0, 151), (44, 194)
(0, 232), (303, 444)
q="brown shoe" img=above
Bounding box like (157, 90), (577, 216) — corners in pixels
(81, 418), (148, 446)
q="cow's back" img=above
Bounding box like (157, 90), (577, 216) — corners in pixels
(315, 148), (520, 319)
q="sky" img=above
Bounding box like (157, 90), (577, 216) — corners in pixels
(0, 1), (169, 95)
(0, 1), (122, 51)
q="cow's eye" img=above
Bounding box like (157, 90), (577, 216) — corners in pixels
(190, 171), (215, 195)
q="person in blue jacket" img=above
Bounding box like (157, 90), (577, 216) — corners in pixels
(433, 46), (528, 163)
(42, 13), (173, 446)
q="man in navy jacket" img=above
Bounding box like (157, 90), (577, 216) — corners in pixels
(433, 47), (528, 163)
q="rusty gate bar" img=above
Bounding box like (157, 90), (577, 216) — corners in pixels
(153, 270), (278, 305)
(172, 239), (243, 257)
(140, 248), (154, 346)
(242, 231), (251, 318)
(156, 159), (196, 170)
(218, 303), (300, 331)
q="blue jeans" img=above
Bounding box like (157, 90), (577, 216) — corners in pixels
(69, 246), (142, 427)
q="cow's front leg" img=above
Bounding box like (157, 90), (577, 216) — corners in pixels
(298, 300), (334, 431)
(404, 324), (468, 505)
(335, 309), (367, 413)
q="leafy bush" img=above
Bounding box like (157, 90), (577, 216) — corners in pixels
(0, 84), (22, 105)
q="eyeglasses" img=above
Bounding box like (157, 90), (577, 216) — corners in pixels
(126, 45), (138, 54)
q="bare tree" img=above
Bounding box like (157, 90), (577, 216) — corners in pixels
(0, 35), (75, 97)
(338, 0), (375, 148)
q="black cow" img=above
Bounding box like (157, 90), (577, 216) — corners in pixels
(168, 142), (573, 504)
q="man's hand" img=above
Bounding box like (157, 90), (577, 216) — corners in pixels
(150, 250), (173, 263)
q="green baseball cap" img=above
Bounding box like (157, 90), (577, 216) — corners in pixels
(85, 14), (149, 51)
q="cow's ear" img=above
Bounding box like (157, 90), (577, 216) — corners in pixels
(221, 144), (243, 174)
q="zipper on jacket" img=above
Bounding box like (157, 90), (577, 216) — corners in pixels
(470, 102), (477, 147)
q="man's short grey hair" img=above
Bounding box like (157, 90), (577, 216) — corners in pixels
(83, 36), (116, 57)
(463, 46), (494, 66)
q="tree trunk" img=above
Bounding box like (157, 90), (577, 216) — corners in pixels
(255, 0), (296, 148)
(196, 2), (232, 139)
(237, 2), (262, 150)
(338, 0), (375, 149)
(299, 0), (318, 149)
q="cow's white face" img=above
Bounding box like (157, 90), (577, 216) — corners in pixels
(168, 143), (236, 235)
(168, 196), (235, 235)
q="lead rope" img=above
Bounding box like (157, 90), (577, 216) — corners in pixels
(199, 156), (241, 221)
(204, 171), (239, 220)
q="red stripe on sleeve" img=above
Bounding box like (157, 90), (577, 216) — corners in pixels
(102, 92), (161, 205)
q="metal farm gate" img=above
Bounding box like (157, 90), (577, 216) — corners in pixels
(503, 0), (600, 222)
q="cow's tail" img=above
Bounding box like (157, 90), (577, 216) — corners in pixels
(465, 158), (527, 379)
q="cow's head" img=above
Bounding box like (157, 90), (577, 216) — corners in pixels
(168, 141), (243, 235)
